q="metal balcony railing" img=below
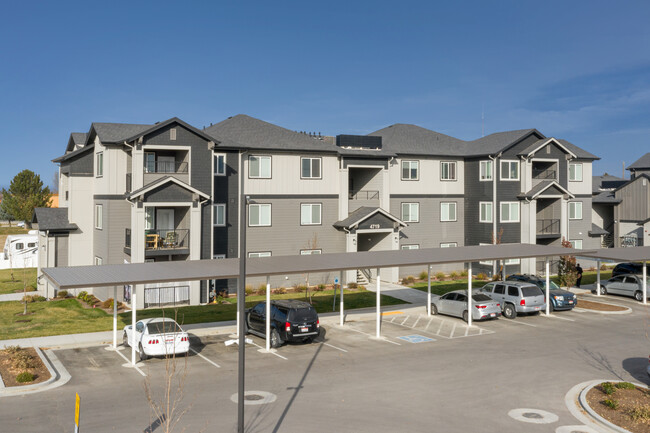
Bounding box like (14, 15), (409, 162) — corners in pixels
(349, 190), (380, 200)
(144, 161), (188, 174)
(532, 168), (557, 180)
(144, 229), (190, 251)
(620, 235), (638, 247)
(536, 219), (560, 235)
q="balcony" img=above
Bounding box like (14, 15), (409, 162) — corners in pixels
(536, 219), (560, 238)
(124, 228), (190, 257)
(145, 160), (188, 174)
(532, 168), (557, 180)
(349, 190), (379, 200)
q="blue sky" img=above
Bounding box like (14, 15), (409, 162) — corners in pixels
(1, 0), (649, 188)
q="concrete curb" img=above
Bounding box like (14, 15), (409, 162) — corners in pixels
(578, 380), (648, 433)
(0, 347), (71, 397)
(574, 298), (633, 315)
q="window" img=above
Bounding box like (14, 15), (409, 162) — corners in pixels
(249, 252), (271, 258)
(300, 203), (322, 225)
(441, 202), (457, 222)
(249, 155), (271, 178)
(96, 152), (104, 177)
(441, 161), (457, 181)
(95, 257), (103, 265)
(170, 128), (177, 140)
(508, 286), (519, 297)
(401, 160), (419, 180)
(249, 204), (271, 226)
(500, 160), (519, 181)
(213, 204), (226, 226)
(440, 242), (457, 248)
(569, 202), (583, 220)
(213, 254), (226, 259)
(95, 204), (103, 229)
(569, 163), (583, 182)
(570, 239), (583, 249)
(401, 244), (419, 250)
(15, 243), (24, 250)
(479, 202), (492, 223)
(301, 157), (322, 179)
(214, 154), (226, 175)
(300, 249), (322, 255)
(27, 242), (36, 248)
(145, 152), (155, 173)
(500, 202), (520, 223)
(401, 203), (419, 222)
(480, 160), (493, 181)
(145, 207), (154, 230)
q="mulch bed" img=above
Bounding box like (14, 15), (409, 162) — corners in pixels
(576, 297), (628, 311)
(74, 297), (127, 314)
(0, 347), (51, 387)
(587, 383), (650, 433)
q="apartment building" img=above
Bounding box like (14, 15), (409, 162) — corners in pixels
(35, 114), (600, 307)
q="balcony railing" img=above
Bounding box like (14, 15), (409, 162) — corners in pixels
(125, 228), (131, 248)
(349, 190), (380, 200)
(145, 229), (190, 251)
(126, 173), (132, 193)
(144, 161), (188, 174)
(532, 168), (557, 180)
(536, 219), (560, 235)
(620, 235), (638, 247)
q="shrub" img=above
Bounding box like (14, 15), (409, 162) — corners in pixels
(102, 298), (116, 309)
(600, 263), (608, 271)
(22, 295), (33, 303)
(12, 351), (35, 369)
(476, 273), (488, 281)
(295, 285), (307, 293)
(77, 291), (88, 299)
(244, 285), (254, 296)
(460, 270), (468, 277)
(4, 345), (22, 355)
(419, 271), (429, 281)
(602, 382), (616, 395)
(449, 271), (460, 280)
(404, 276), (415, 284)
(629, 404), (650, 421)
(15, 372), (34, 383)
(314, 284), (326, 292)
(255, 285), (266, 296)
(615, 381), (636, 390)
(358, 285), (365, 290)
(32, 295), (45, 302)
(347, 282), (358, 289)
(57, 290), (68, 298)
(603, 398), (619, 410)
(435, 272), (446, 280)
(492, 274), (501, 281)
(273, 287), (286, 295)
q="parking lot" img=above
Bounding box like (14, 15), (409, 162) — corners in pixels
(1, 294), (649, 432)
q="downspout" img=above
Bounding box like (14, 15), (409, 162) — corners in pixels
(489, 153), (501, 276)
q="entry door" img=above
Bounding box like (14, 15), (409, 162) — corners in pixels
(156, 209), (174, 236)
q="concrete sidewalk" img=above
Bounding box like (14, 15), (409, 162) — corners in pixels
(365, 280), (428, 304)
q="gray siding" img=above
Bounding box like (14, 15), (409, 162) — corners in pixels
(61, 150), (94, 176)
(145, 183), (194, 202)
(615, 176), (650, 221)
(464, 158), (494, 246)
(56, 235), (68, 267)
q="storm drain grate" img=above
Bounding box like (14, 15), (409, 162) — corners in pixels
(230, 391), (277, 406)
(244, 394), (264, 401)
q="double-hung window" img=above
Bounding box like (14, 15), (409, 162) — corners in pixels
(249, 155), (271, 178)
(300, 203), (322, 225)
(569, 163), (583, 182)
(441, 202), (457, 222)
(500, 160), (519, 181)
(479, 202), (492, 223)
(401, 244), (419, 250)
(569, 202), (582, 220)
(300, 249), (322, 255)
(570, 239), (583, 249)
(401, 203), (419, 222)
(441, 161), (456, 181)
(401, 160), (419, 180)
(95, 204), (103, 229)
(249, 252), (271, 258)
(96, 152), (104, 177)
(214, 154), (226, 176)
(213, 204), (226, 226)
(479, 160), (493, 181)
(301, 157), (322, 179)
(249, 204), (271, 226)
(500, 202), (520, 223)
(144, 207), (154, 229)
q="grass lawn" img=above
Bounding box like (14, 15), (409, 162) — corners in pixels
(0, 268), (37, 295)
(0, 288), (405, 340)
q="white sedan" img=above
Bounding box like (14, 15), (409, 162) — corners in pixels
(123, 318), (190, 361)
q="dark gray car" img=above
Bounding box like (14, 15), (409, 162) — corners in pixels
(480, 281), (545, 319)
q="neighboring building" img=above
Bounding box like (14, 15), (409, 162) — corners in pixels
(37, 114), (600, 307)
(49, 194), (59, 208)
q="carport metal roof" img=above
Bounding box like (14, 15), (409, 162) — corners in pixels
(580, 246), (650, 262)
(42, 243), (591, 290)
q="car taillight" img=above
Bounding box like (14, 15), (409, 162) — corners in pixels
(180, 336), (188, 342)
(148, 339), (160, 344)
(285, 322), (291, 332)
(475, 305), (486, 309)
(317, 319), (320, 328)
(520, 298), (526, 306)
(496, 304), (500, 307)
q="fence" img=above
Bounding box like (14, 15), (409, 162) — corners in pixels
(144, 285), (190, 308)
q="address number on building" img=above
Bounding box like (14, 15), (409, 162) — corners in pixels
(369, 224), (380, 229)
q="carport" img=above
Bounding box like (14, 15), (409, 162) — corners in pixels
(581, 246), (650, 304)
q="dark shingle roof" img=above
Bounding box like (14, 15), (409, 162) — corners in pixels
(591, 191), (622, 204)
(92, 122), (152, 144)
(53, 143), (95, 163)
(518, 180), (572, 200)
(368, 124), (466, 156)
(333, 206), (405, 229)
(592, 174), (627, 193)
(557, 139), (599, 160)
(588, 223), (609, 236)
(465, 129), (538, 156)
(628, 153), (650, 170)
(32, 208), (78, 231)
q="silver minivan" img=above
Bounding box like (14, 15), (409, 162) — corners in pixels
(480, 281), (545, 319)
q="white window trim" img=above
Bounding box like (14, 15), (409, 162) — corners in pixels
(300, 157), (322, 179)
(440, 242), (457, 248)
(440, 161), (457, 181)
(479, 160), (493, 181)
(300, 249), (322, 255)
(401, 160), (419, 181)
(569, 201), (583, 220)
(401, 244), (420, 250)
(249, 155), (272, 179)
(500, 160), (520, 181)
(249, 203), (272, 227)
(214, 154), (226, 176)
(500, 202), (520, 223)
(213, 204), (226, 226)
(96, 152), (104, 177)
(569, 162), (583, 182)
(95, 204), (103, 229)
(401, 202), (420, 223)
(249, 251), (271, 258)
(300, 203), (322, 226)
(479, 201), (493, 223)
(570, 239), (583, 249)
(440, 202), (457, 222)
(95, 256), (103, 265)
(213, 254), (226, 259)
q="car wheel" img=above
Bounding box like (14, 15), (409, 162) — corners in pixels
(503, 303), (517, 319)
(431, 304), (438, 315)
(270, 328), (282, 348)
(600, 285), (607, 295)
(138, 344), (148, 361)
(635, 291), (644, 302)
(549, 302), (555, 312)
(123, 332), (129, 347)
(462, 311), (468, 323)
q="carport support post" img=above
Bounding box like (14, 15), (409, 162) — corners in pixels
(545, 258), (550, 316)
(265, 276), (271, 352)
(339, 270), (344, 326)
(596, 259), (601, 297)
(112, 286), (117, 349)
(376, 268), (381, 338)
(644, 261), (647, 305)
(131, 291), (136, 366)
(427, 265), (431, 316)
(467, 263), (472, 327)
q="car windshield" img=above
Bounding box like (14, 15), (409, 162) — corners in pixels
(288, 307), (318, 322)
(472, 294), (492, 302)
(539, 280), (560, 289)
(521, 286), (543, 297)
(147, 321), (182, 334)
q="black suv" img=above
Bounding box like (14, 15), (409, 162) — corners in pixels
(506, 274), (577, 311)
(246, 300), (320, 348)
(612, 263), (650, 277)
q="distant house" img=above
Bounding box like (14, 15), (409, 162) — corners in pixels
(49, 194), (59, 208)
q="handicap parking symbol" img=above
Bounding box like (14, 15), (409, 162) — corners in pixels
(397, 334), (435, 343)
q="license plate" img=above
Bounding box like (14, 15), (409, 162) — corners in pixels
(534, 306), (541, 310)
(568, 300), (574, 304)
(300, 327), (308, 333)
(490, 313), (496, 317)
(166, 338), (174, 343)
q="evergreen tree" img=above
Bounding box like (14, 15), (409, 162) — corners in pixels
(1, 170), (51, 227)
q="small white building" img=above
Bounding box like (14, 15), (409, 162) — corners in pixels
(0, 231), (39, 269)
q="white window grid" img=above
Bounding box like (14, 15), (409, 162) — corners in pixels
(479, 202), (492, 223)
(500, 160), (519, 181)
(441, 161), (457, 181)
(300, 249), (322, 255)
(569, 163), (583, 182)
(213, 204), (226, 226)
(440, 243), (457, 248)
(500, 202), (520, 223)
(401, 244), (420, 250)
(401, 203), (419, 222)
(249, 204), (271, 226)
(569, 201), (583, 220)
(214, 154), (226, 176)
(441, 202), (457, 222)
(249, 251), (271, 258)
(300, 203), (322, 225)
(401, 160), (419, 180)
(249, 155), (271, 178)
(95, 204), (103, 229)
(480, 160), (493, 181)
(301, 157), (322, 179)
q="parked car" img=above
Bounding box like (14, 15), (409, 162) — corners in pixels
(480, 281), (545, 319)
(123, 318), (190, 361)
(647, 355), (650, 379)
(506, 274), (577, 311)
(430, 289), (501, 322)
(246, 299), (320, 348)
(612, 262), (650, 277)
(598, 274), (650, 301)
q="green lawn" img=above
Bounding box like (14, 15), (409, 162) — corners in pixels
(0, 288), (405, 340)
(0, 227), (30, 236)
(0, 268), (37, 295)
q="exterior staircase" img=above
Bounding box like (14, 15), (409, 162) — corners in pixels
(356, 269), (370, 285)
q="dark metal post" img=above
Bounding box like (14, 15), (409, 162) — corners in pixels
(238, 194), (247, 432)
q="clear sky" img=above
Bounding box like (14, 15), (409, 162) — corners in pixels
(1, 0), (649, 188)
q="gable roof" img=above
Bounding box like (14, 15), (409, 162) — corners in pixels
(368, 124), (466, 156)
(333, 206), (407, 230)
(557, 139), (599, 160)
(628, 153), (650, 170)
(90, 122), (152, 144)
(65, 132), (88, 152)
(614, 173), (650, 192)
(52, 142), (95, 163)
(32, 208), (78, 231)
(128, 176), (211, 201)
(592, 174), (627, 193)
(591, 191), (622, 205)
(517, 137), (577, 159)
(122, 117), (224, 145)
(465, 129), (540, 156)
(518, 180), (574, 200)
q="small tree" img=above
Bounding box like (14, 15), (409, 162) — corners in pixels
(1, 170), (51, 228)
(558, 238), (578, 289)
(491, 227), (504, 280)
(0, 201), (14, 226)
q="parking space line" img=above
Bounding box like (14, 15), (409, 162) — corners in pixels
(544, 314), (575, 322)
(114, 348), (146, 377)
(322, 342), (348, 353)
(248, 341), (289, 360)
(400, 316), (410, 325)
(464, 326), (469, 337)
(344, 326), (402, 345)
(436, 321), (444, 334)
(424, 317), (433, 331)
(450, 322), (457, 337)
(497, 319), (537, 327)
(189, 348), (221, 368)
(412, 316), (421, 328)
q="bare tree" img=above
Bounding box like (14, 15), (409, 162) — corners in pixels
(22, 264), (28, 315)
(51, 170), (59, 194)
(491, 228), (504, 279)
